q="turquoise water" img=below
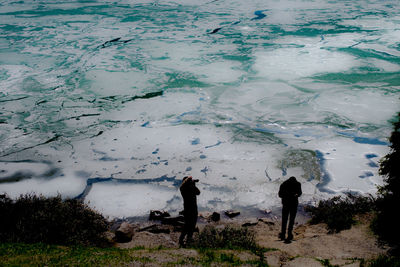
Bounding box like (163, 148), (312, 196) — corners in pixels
(0, 0), (399, 217)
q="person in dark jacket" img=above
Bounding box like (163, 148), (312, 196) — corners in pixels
(278, 176), (302, 242)
(179, 176), (200, 247)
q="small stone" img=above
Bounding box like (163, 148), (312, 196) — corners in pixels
(199, 212), (212, 218)
(225, 210), (240, 218)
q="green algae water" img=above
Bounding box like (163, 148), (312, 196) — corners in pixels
(0, 0), (399, 217)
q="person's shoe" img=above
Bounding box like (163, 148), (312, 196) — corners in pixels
(284, 238), (292, 244)
(278, 232), (285, 241)
(179, 237), (185, 248)
(287, 233), (294, 241)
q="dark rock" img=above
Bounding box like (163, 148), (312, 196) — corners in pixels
(138, 223), (157, 232)
(225, 210), (240, 218)
(259, 218), (275, 225)
(242, 218), (258, 227)
(149, 210), (171, 221)
(161, 215), (185, 227)
(208, 27), (222, 34)
(139, 224), (171, 234)
(115, 222), (134, 243)
(211, 212), (220, 222)
(199, 212), (220, 222)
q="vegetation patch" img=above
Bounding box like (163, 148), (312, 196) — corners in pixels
(193, 225), (257, 250)
(191, 224), (270, 265)
(196, 249), (265, 266)
(305, 193), (375, 233)
(372, 112), (400, 252)
(0, 243), (153, 266)
(366, 255), (400, 267)
(315, 258), (339, 267)
(0, 194), (110, 246)
(0, 243), (271, 266)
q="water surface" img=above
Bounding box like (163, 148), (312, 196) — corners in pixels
(1, 0), (399, 217)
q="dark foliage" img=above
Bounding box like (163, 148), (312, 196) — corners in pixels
(367, 255), (400, 267)
(0, 194), (110, 246)
(193, 225), (257, 251)
(305, 193), (375, 233)
(378, 112), (400, 196)
(373, 112), (400, 250)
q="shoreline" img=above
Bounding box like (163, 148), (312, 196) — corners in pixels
(111, 203), (312, 228)
(111, 212), (387, 266)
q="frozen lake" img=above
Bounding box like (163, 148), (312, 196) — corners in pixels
(0, 0), (399, 218)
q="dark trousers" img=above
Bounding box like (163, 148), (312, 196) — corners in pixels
(179, 213), (197, 245)
(281, 203), (298, 236)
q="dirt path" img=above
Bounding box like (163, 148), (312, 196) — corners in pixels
(114, 214), (387, 266)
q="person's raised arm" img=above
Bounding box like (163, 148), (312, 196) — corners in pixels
(296, 183), (302, 197)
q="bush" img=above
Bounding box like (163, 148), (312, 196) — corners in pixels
(371, 194), (400, 250)
(0, 194), (110, 246)
(193, 225), (257, 251)
(305, 193), (375, 233)
(367, 255), (400, 267)
(373, 112), (400, 250)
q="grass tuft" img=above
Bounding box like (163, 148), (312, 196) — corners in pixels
(193, 225), (258, 251)
(191, 224), (270, 265)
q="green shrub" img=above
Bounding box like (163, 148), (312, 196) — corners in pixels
(0, 194), (110, 246)
(191, 226), (268, 266)
(373, 112), (400, 251)
(0, 243), (152, 266)
(305, 193), (375, 233)
(316, 258), (339, 267)
(193, 225), (257, 251)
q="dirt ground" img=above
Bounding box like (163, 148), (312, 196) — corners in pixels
(254, 214), (387, 266)
(114, 214), (388, 267)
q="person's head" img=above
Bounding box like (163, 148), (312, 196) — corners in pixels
(183, 176), (192, 182)
(288, 176), (297, 182)
(182, 176), (199, 184)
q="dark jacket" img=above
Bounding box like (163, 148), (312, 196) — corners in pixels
(279, 177), (302, 206)
(180, 178), (200, 216)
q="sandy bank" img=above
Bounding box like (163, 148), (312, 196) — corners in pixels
(111, 213), (387, 267)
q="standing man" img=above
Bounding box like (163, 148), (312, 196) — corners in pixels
(179, 176), (200, 247)
(278, 176), (302, 242)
